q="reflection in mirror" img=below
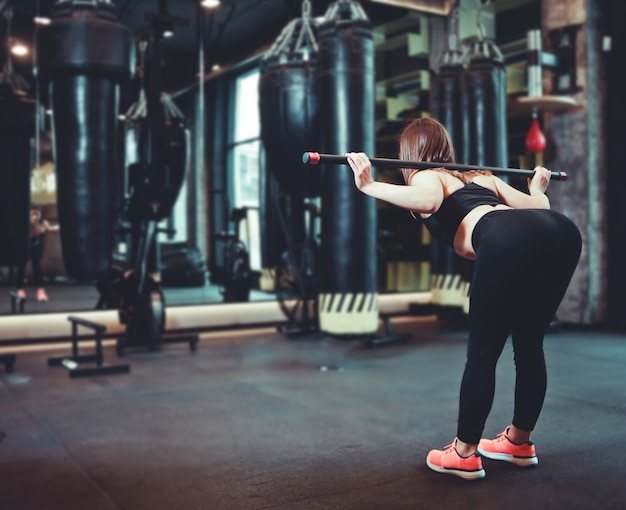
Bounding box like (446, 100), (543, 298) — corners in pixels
(0, 1), (435, 319)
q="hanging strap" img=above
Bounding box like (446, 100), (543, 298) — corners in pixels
(264, 0), (318, 61)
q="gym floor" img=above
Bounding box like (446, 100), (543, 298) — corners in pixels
(1, 316), (625, 510)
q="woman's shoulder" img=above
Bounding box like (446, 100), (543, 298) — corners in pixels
(435, 170), (466, 195)
(469, 173), (499, 193)
(407, 168), (443, 186)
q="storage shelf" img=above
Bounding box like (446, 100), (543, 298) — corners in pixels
(508, 95), (584, 117)
(376, 33), (416, 52)
(373, 11), (423, 38)
(376, 32), (429, 57)
(483, 0), (537, 13)
(377, 69), (429, 90)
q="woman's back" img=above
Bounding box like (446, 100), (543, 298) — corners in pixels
(418, 171), (511, 259)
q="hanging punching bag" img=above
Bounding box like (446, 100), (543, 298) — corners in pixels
(259, 59), (318, 268)
(259, 56), (320, 194)
(258, 2), (320, 272)
(428, 50), (469, 317)
(0, 87), (38, 267)
(317, 0), (377, 336)
(464, 41), (508, 168)
(459, 39), (507, 315)
(35, 1), (135, 281)
(430, 63), (468, 164)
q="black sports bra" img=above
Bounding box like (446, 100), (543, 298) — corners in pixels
(421, 182), (504, 245)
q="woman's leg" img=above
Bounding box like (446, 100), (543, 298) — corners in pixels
(457, 212), (525, 445)
(16, 259), (28, 288)
(509, 211), (582, 432)
(30, 237), (45, 287)
(30, 238), (49, 301)
(457, 210), (581, 445)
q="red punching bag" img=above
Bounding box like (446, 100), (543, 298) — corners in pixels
(525, 113), (546, 153)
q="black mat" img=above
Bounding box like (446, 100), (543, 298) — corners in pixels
(1, 318), (625, 509)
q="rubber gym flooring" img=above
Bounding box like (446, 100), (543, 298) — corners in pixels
(1, 316), (625, 510)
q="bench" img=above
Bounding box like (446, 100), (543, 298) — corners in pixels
(48, 315), (130, 378)
(9, 291), (25, 314)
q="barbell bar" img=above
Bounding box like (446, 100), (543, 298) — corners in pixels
(302, 152), (568, 181)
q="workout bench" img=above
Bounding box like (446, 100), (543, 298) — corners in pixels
(48, 315), (130, 378)
(9, 290), (25, 314)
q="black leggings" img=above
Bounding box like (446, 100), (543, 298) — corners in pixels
(457, 209), (582, 444)
(17, 236), (44, 287)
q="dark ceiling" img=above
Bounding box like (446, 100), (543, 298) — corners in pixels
(3, 0), (406, 92)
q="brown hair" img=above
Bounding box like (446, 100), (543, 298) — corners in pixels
(399, 118), (490, 184)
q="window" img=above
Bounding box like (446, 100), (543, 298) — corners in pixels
(229, 68), (261, 270)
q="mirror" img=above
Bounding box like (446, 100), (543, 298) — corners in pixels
(0, 0), (450, 317)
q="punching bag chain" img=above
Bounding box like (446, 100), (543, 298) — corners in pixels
(461, 1), (503, 63)
(125, 40), (184, 122)
(461, 33), (503, 64)
(125, 41), (148, 119)
(294, 0), (317, 55)
(437, 0), (462, 68)
(265, 0), (318, 60)
(323, 0), (368, 23)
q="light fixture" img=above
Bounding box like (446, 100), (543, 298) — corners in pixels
(10, 39), (29, 57)
(163, 29), (174, 38)
(201, 0), (220, 9)
(34, 16), (52, 25)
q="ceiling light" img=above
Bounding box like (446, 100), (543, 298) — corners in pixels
(34, 16), (52, 25)
(201, 0), (221, 9)
(10, 41), (29, 57)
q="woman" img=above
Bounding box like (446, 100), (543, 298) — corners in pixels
(16, 207), (59, 303)
(347, 117), (582, 480)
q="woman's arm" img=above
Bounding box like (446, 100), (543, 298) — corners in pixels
(41, 219), (60, 234)
(493, 166), (551, 209)
(347, 152), (444, 214)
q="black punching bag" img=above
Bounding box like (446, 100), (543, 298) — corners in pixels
(259, 59), (319, 268)
(0, 87), (37, 267)
(317, 0), (377, 336)
(35, 1), (134, 281)
(464, 41), (508, 168)
(429, 61), (469, 313)
(461, 45), (507, 315)
(430, 63), (468, 164)
(259, 60), (320, 197)
(258, 6), (320, 271)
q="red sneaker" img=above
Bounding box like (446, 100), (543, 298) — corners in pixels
(426, 439), (486, 480)
(478, 428), (538, 467)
